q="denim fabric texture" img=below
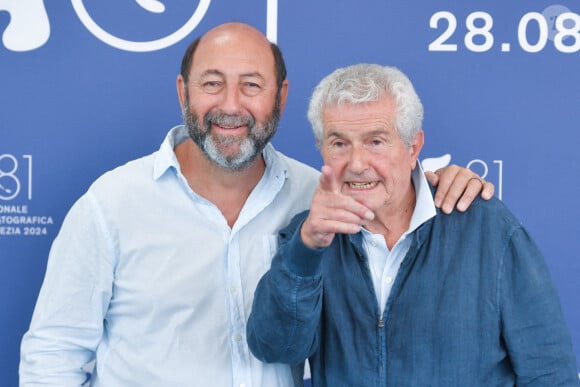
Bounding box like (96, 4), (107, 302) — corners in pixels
(247, 194), (579, 387)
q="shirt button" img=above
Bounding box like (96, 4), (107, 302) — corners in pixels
(385, 277), (393, 284)
(235, 334), (242, 342)
(371, 239), (377, 247)
(230, 287), (237, 294)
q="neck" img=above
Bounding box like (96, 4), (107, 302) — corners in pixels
(175, 139), (266, 227)
(365, 183), (416, 250)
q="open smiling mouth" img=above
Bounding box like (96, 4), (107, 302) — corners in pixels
(347, 181), (378, 190)
(216, 124), (245, 129)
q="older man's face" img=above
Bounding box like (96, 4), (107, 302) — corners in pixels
(319, 96), (423, 215)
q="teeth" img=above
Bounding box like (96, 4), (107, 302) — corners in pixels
(348, 182), (377, 189)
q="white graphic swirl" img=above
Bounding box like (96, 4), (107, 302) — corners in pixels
(0, 0), (50, 51)
(71, 0), (211, 52)
(136, 0), (165, 14)
(421, 154), (451, 172)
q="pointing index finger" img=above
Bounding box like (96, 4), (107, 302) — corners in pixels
(319, 165), (341, 194)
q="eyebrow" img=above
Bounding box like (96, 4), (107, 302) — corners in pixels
(325, 129), (392, 139)
(366, 129), (392, 137)
(200, 69), (225, 78)
(239, 72), (265, 80)
(199, 69), (265, 80)
(326, 131), (342, 139)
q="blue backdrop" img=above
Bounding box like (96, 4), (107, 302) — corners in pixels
(1, 1), (579, 385)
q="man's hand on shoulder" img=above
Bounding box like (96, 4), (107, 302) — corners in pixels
(425, 165), (494, 214)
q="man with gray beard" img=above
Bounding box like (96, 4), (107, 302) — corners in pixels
(20, 22), (494, 387)
(183, 97), (280, 171)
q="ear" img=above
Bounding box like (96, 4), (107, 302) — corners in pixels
(277, 79), (290, 116)
(177, 74), (186, 109)
(409, 129), (425, 169)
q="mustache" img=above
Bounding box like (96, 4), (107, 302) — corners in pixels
(204, 112), (256, 129)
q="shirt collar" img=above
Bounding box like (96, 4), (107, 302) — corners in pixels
(409, 163), (437, 233)
(357, 163), (436, 248)
(152, 125), (288, 184)
(153, 125), (189, 180)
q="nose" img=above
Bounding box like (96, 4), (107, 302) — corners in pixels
(219, 83), (243, 114)
(348, 143), (370, 174)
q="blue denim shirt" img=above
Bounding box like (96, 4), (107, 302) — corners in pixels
(247, 194), (579, 387)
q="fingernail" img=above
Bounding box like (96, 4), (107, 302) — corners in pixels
(365, 211), (375, 220)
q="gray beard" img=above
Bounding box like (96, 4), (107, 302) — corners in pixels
(183, 96), (280, 171)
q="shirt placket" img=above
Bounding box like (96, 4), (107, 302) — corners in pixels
(226, 232), (253, 387)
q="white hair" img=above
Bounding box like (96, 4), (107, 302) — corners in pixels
(307, 64), (424, 148)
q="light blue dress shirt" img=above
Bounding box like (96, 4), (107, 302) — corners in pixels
(20, 125), (320, 387)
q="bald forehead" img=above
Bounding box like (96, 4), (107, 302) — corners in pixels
(188, 23), (277, 88)
(191, 23), (275, 72)
(202, 22), (270, 47)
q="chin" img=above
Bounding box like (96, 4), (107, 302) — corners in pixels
(348, 193), (375, 208)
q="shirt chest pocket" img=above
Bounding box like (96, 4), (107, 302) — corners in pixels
(261, 234), (278, 270)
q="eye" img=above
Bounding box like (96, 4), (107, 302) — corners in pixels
(202, 81), (223, 94)
(327, 139), (348, 153)
(365, 136), (392, 154)
(241, 82), (262, 96)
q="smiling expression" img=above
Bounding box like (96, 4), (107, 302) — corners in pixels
(177, 23), (288, 170)
(320, 96), (424, 216)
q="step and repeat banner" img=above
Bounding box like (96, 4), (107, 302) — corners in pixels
(1, 0), (579, 385)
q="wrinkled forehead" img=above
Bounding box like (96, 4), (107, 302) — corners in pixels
(323, 98), (397, 122)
